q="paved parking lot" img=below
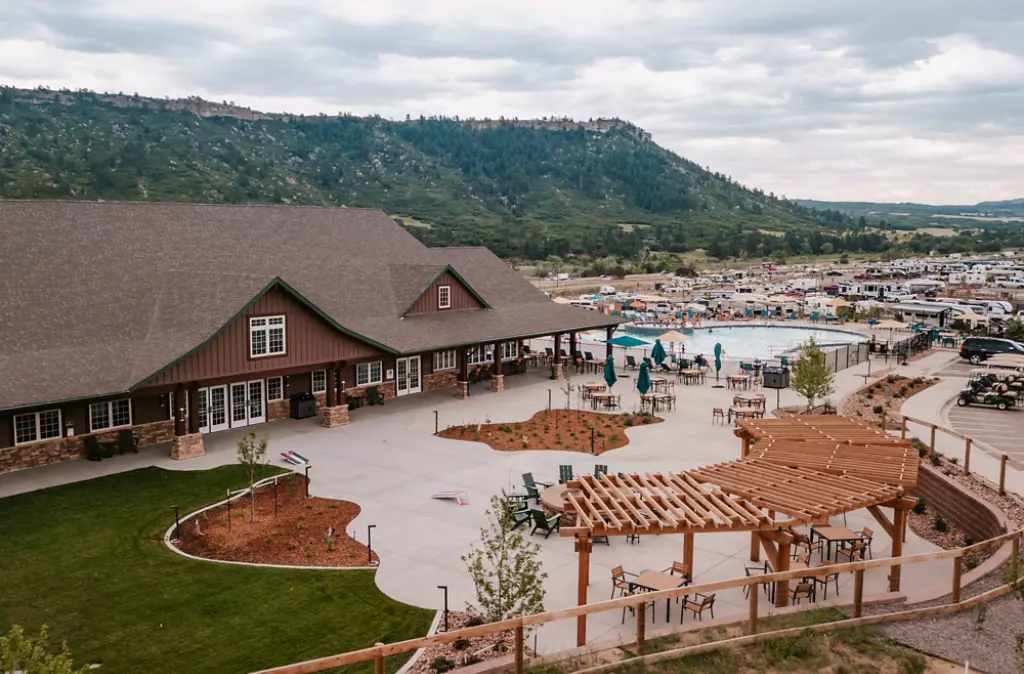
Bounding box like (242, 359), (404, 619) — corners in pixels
(933, 357), (975, 378)
(947, 401), (1024, 460)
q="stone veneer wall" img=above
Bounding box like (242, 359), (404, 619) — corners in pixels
(0, 420), (174, 474)
(423, 371), (458, 392)
(911, 464), (1007, 542)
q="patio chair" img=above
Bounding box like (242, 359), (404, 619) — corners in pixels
(621, 587), (657, 624)
(529, 509), (560, 538)
(558, 465), (574, 484)
(643, 357), (653, 368)
(660, 363), (672, 373)
(681, 593), (715, 622)
(662, 561), (691, 582)
(508, 500), (531, 530)
(743, 561), (770, 599)
(468, 370), (480, 385)
(809, 567), (840, 600)
(523, 472), (553, 491)
(791, 582), (815, 604)
(117, 428), (138, 455)
(858, 527), (874, 559)
(366, 386), (385, 405)
(792, 531), (823, 562)
(594, 464), (608, 477)
(83, 435), (104, 461)
(625, 355), (638, 371)
(835, 540), (867, 564)
(501, 486), (530, 503)
(610, 565), (637, 599)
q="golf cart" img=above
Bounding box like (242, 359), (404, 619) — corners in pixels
(958, 373), (1019, 410)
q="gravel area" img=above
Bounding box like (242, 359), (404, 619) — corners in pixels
(408, 611), (517, 674)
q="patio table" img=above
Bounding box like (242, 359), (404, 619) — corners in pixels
(726, 374), (750, 390)
(650, 377), (673, 393)
(678, 369), (704, 385)
(631, 570), (689, 621)
(581, 382), (607, 399)
(590, 391), (616, 410)
(811, 525), (862, 560)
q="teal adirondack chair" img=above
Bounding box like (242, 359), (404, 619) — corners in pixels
(558, 465), (574, 484)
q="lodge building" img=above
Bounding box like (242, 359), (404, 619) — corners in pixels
(0, 201), (620, 472)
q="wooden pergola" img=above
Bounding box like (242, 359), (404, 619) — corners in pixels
(560, 416), (919, 646)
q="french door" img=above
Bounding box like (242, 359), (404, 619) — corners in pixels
(395, 356), (421, 396)
(229, 380), (266, 429)
(247, 380), (265, 424)
(207, 385), (229, 433)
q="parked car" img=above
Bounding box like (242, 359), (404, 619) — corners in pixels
(959, 337), (1024, 364)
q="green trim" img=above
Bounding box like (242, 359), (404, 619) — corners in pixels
(130, 277), (398, 391)
(401, 265), (491, 316)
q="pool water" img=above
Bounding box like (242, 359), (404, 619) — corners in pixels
(622, 325), (867, 361)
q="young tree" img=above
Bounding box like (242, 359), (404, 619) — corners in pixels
(1004, 317), (1024, 344)
(1, 625), (89, 674)
(236, 430), (268, 523)
(791, 336), (835, 412)
(462, 495), (547, 625)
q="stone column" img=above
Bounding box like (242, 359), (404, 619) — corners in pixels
(326, 362), (338, 408)
(456, 347), (470, 399)
(173, 383), (186, 437)
(173, 380), (206, 459)
(491, 341), (504, 392)
(322, 404), (351, 428)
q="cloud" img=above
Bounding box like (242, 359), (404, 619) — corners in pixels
(0, 0), (1022, 203)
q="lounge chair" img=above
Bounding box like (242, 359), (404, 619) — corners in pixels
(529, 509), (560, 538)
(558, 465), (573, 484)
(522, 472), (553, 491)
(594, 464), (608, 477)
(660, 363), (672, 373)
(366, 386), (385, 405)
(625, 355), (638, 371)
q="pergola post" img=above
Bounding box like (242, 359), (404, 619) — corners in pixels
(749, 531), (760, 562)
(741, 436), (751, 458)
(683, 532), (695, 576)
(774, 534), (792, 608)
(890, 503), (909, 591)
(575, 532), (592, 647)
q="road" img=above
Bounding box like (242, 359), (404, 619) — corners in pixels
(530, 272), (670, 294)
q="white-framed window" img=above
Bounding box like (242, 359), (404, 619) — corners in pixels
(438, 285), (452, 309)
(467, 344), (494, 365)
(311, 370), (327, 394)
(13, 409), (62, 445)
(266, 376), (284, 401)
(90, 399), (132, 432)
(502, 342), (519, 360)
(434, 349), (457, 371)
(250, 315), (286, 358)
(168, 391), (189, 421)
(356, 361), (383, 386)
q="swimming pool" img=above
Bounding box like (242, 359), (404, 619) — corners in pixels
(621, 325), (867, 361)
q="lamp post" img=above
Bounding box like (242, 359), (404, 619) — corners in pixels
(170, 505), (181, 540)
(434, 410), (439, 435)
(273, 477), (279, 518)
(437, 585), (449, 631)
(367, 524), (377, 565)
(304, 465), (310, 498)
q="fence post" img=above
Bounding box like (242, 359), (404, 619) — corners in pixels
(952, 556), (962, 604)
(374, 644), (385, 674)
(964, 437), (972, 476)
(1013, 533), (1020, 579)
(748, 580), (759, 634)
(929, 424), (936, 456)
(635, 601), (646, 655)
(1000, 455), (1008, 496)
(900, 416), (907, 440)
(853, 569), (864, 618)
(514, 625), (524, 674)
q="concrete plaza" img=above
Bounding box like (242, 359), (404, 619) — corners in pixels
(0, 349), (973, 654)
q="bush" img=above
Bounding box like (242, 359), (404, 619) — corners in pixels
(912, 500), (926, 515)
(930, 454), (942, 466)
(466, 614), (485, 627)
(431, 656), (456, 673)
(641, 415), (651, 424)
(933, 516), (948, 532)
(623, 417), (634, 427)
(872, 405), (884, 414)
(452, 638), (471, 651)
(964, 556), (980, 571)
(497, 424), (513, 433)
(949, 456), (959, 465)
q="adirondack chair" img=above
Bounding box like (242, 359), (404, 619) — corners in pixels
(594, 464), (608, 477)
(366, 386), (385, 405)
(508, 501), (531, 530)
(558, 465), (574, 484)
(530, 509), (561, 538)
(523, 472), (553, 491)
(501, 486), (529, 503)
(660, 363), (672, 373)
(117, 428), (139, 454)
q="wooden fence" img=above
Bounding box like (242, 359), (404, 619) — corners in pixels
(251, 528), (1023, 674)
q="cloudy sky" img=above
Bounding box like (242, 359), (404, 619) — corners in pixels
(2, 0), (1023, 204)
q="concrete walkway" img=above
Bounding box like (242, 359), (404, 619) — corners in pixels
(0, 359), (954, 654)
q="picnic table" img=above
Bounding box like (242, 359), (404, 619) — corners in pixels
(631, 570), (690, 621)
(733, 393), (761, 407)
(726, 374), (751, 390)
(811, 525), (863, 560)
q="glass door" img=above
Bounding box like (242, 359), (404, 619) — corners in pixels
(197, 388), (209, 433)
(230, 383), (248, 428)
(208, 385), (229, 433)
(407, 356), (421, 394)
(247, 380), (265, 424)
(396, 358), (409, 396)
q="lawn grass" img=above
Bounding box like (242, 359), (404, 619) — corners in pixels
(0, 465), (433, 674)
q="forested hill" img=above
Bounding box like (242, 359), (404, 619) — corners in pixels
(0, 86), (899, 260)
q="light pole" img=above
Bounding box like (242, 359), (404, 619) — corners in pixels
(367, 524), (377, 565)
(304, 465), (311, 498)
(170, 505), (181, 540)
(434, 410), (439, 435)
(437, 585), (449, 631)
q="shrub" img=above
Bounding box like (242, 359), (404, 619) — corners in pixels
(912, 500), (926, 515)
(431, 656), (455, 673)
(497, 424), (513, 433)
(609, 434), (621, 443)
(930, 454), (941, 467)
(898, 653), (927, 674)
(933, 516), (948, 532)
(872, 405), (884, 414)
(623, 417), (634, 427)
(949, 456), (959, 465)
(452, 638), (471, 651)
(865, 391), (874, 399)
(965, 556), (980, 571)
(466, 615), (485, 627)
(641, 415), (651, 424)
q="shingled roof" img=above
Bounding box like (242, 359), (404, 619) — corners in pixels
(0, 201), (621, 410)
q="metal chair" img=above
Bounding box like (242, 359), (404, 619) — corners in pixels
(681, 593), (715, 622)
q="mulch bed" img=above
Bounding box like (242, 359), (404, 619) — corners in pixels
(841, 374), (938, 430)
(436, 409), (663, 454)
(177, 473), (377, 567)
(408, 611), (522, 674)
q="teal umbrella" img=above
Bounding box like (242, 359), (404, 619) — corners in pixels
(605, 335), (650, 348)
(651, 339), (667, 366)
(603, 357), (618, 389)
(714, 342), (723, 381)
(636, 361), (652, 395)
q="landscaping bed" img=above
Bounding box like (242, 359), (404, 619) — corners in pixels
(410, 611), (520, 674)
(842, 374), (938, 430)
(177, 473), (376, 567)
(437, 409), (662, 454)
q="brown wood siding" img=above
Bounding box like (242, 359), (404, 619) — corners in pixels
(406, 272), (484, 315)
(147, 286), (387, 386)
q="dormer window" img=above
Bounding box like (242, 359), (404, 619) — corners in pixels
(438, 285), (452, 309)
(250, 315), (286, 358)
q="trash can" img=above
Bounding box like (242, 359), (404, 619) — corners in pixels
(762, 366), (790, 389)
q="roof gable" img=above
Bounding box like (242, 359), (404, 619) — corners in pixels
(402, 265), (490, 316)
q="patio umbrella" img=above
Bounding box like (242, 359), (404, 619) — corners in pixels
(603, 357), (618, 389)
(714, 342), (723, 382)
(651, 339), (667, 365)
(605, 335), (650, 348)
(657, 330), (690, 343)
(875, 319), (907, 330)
(636, 361), (652, 394)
